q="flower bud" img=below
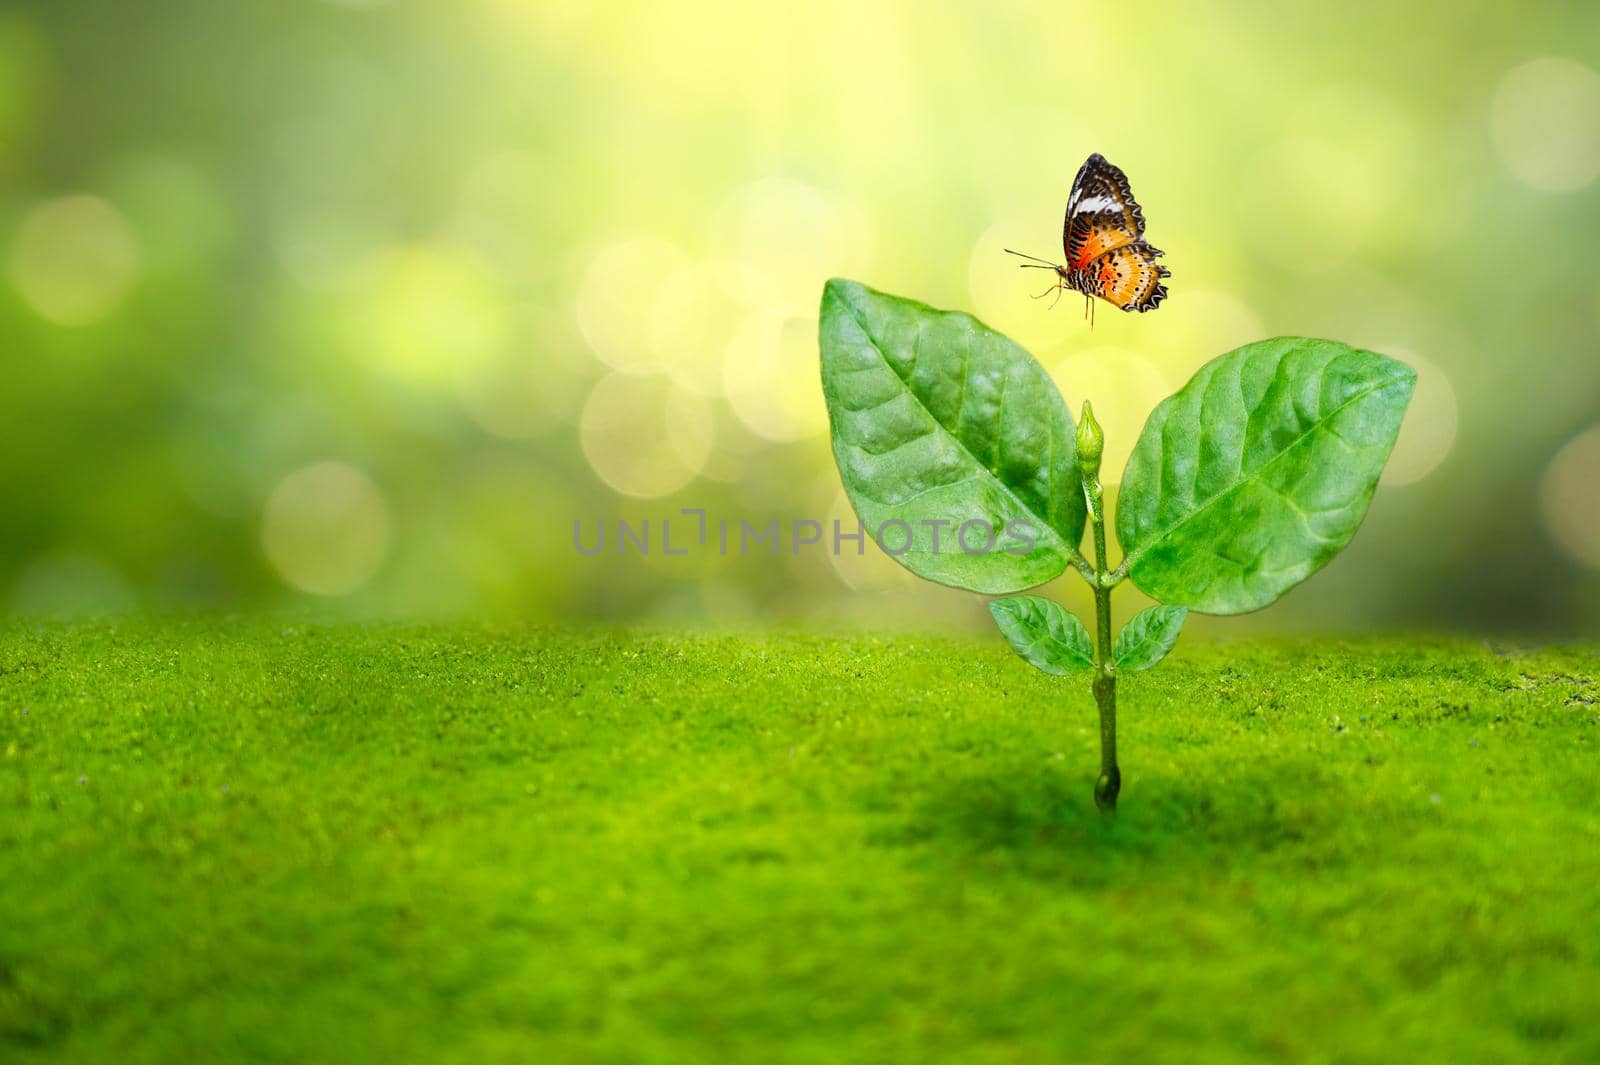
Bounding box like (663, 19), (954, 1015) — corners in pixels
(1076, 400), (1104, 478)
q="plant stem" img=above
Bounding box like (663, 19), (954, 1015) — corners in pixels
(1067, 550), (1098, 584)
(1083, 469), (1120, 813)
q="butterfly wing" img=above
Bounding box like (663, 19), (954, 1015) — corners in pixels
(1063, 153), (1147, 269)
(1088, 241), (1169, 312)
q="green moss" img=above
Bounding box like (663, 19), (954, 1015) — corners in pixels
(1, 619), (1597, 1063)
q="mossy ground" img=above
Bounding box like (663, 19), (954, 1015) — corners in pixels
(2, 619), (1597, 1063)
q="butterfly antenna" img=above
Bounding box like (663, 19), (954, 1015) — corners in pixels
(1004, 247), (1061, 270)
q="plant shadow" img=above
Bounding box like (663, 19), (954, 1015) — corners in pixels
(902, 761), (1376, 887)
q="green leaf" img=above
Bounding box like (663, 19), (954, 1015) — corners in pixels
(1113, 605), (1187, 672)
(1116, 337), (1415, 615)
(989, 596), (1095, 675)
(820, 279), (1085, 594)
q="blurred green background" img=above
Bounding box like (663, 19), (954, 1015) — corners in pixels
(1, 0), (1598, 634)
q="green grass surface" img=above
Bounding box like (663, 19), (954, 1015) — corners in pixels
(2, 620), (1598, 1063)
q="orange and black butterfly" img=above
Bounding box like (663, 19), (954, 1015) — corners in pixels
(1007, 153), (1169, 325)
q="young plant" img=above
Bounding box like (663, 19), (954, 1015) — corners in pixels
(818, 279), (1415, 812)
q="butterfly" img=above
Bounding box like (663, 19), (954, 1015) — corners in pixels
(1006, 153), (1169, 325)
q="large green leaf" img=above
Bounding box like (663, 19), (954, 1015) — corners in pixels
(1113, 605), (1186, 672)
(1116, 337), (1414, 614)
(989, 596), (1095, 675)
(819, 279), (1085, 593)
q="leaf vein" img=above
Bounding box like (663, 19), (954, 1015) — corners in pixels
(833, 296), (1070, 553)
(1125, 373), (1405, 570)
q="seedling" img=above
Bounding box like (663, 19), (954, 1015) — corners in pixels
(818, 279), (1415, 811)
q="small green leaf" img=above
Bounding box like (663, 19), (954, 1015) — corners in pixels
(820, 279), (1086, 594)
(1116, 337), (1415, 615)
(1113, 605), (1187, 672)
(989, 595), (1095, 675)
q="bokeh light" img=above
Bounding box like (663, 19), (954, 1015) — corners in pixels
(1138, 288), (1267, 381)
(579, 372), (713, 498)
(967, 221), (1079, 363)
(649, 259), (764, 396)
(577, 239), (691, 373)
(1491, 57), (1600, 193)
(457, 316), (594, 440)
(8, 195), (138, 325)
(1054, 348), (1171, 485)
(1381, 350), (1458, 487)
(723, 311), (830, 443)
(1540, 427), (1600, 570)
(715, 176), (870, 311)
(261, 462), (393, 596)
